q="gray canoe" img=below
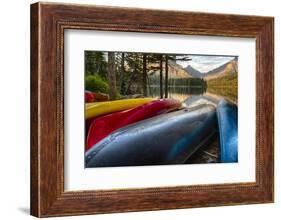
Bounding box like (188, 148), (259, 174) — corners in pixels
(85, 104), (217, 168)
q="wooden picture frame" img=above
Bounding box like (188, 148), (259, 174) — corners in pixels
(30, 2), (274, 217)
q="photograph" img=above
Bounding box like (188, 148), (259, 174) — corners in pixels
(29, 2), (274, 217)
(84, 51), (238, 168)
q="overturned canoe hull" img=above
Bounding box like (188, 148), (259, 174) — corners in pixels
(86, 98), (182, 150)
(217, 99), (238, 163)
(85, 105), (218, 168)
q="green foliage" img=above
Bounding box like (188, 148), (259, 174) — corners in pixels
(118, 52), (144, 95)
(170, 78), (207, 88)
(85, 51), (107, 78)
(85, 74), (109, 94)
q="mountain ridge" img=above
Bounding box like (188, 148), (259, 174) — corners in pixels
(148, 60), (192, 79)
(183, 57), (237, 80)
(184, 65), (203, 78)
(204, 57), (238, 80)
(148, 57), (237, 80)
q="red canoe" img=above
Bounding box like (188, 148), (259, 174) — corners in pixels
(85, 91), (95, 103)
(85, 91), (109, 103)
(86, 98), (182, 150)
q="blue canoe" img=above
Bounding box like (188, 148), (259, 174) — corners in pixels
(85, 104), (218, 168)
(217, 99), (238, 163)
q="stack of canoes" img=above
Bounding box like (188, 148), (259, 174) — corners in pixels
(85, 92), (238, 168)
(86, 98), (182, 150)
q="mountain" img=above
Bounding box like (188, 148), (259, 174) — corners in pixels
(168, 60), (193, 78)
(203, 57), (238, 80)
(183, 57), (238, 80)
(184, 65), (204, 78)
(206, 58), (238, 103)
(148, 60), (192, 79)
(148, 57), (238, 80)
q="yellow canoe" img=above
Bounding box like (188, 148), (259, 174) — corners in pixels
(85, 98), (154, 119)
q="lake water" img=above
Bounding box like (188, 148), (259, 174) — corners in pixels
(148, 85), (237, 106)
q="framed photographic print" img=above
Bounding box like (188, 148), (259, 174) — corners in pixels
(30, 2), (274, 217)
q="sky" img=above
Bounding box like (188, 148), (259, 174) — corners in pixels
(93, 51), (235, 74)
(177, 55), (236, 73)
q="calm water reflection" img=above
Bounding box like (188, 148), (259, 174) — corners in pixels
(148, 85), (237, 105)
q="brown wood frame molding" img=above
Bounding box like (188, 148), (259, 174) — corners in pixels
(30, 2), (274, 217)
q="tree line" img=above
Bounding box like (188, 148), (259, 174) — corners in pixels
(85, 51), (204, 100)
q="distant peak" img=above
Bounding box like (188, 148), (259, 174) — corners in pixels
(184, 65), (203, 78)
